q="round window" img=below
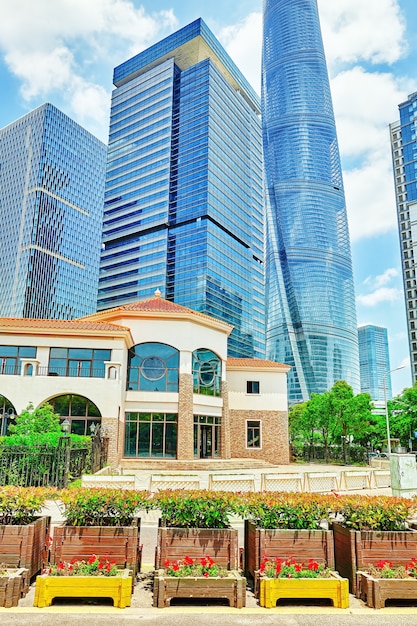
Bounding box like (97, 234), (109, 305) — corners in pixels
(141, 357), (166, 381)
(199, 362), (216, 386)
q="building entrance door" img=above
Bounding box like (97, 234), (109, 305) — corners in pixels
(200, 425), (213, 458)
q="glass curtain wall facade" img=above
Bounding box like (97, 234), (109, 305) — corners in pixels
(98, 19), (265, 358)
(390, 92), (417, 384)
(262, 0), (359, 402)
(358, 325), (391, 402)
(0, 104), (107, 319)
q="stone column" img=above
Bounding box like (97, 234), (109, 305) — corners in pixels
(177, 372), (194, 459)
(221, 379), (231, 459)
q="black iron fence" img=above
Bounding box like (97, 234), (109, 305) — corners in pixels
(0, 431), (108, 488)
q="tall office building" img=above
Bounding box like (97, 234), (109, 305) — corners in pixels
(390, 92), (417, 384)
(358, 325), (391, 403)
(262, 0), (360, 402)
(98, 19), (265, 358)
(0, 103), (107, 319)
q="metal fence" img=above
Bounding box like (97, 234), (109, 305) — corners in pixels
(0, 431), (108, 488)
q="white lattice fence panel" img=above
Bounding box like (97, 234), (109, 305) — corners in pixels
(81, 476), (136, 489)
(209, 475), (255, 492)
(305, 472), (339, 493)
(341, 471), (371, 491)
(373, 470), (391, 488)
(261, 473), (303, 492)
(150, 476), (200, 491)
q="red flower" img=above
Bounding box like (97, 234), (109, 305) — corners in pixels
(57, 562), (65, 570)
(184, 556), (194, 566)
(164, 559), (171, 568)
(88, 555), (97, 565)
(203, 572), (209, 578)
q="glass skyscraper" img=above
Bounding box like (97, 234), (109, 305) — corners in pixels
(0, 103), (107, 319)
(358, 325), (391, 402)
(390, 92), (417, 384)
(98, 19), (265, 358)
(262, 0), (359, 402)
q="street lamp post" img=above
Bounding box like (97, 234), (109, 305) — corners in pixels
(384, 366), (405, 455)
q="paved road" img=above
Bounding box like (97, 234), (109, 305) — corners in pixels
(3, 609), (417, 626)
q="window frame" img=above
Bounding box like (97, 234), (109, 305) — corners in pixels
(246, 419), (262, 449)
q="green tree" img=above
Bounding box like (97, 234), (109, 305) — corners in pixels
(388, 383), (417, 447)
(326, 380), (373, 463)
(8, 402), (61, 436)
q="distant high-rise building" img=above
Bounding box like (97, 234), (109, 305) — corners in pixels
(98, 19), (265, 358)
(358, 325), (391, 402)
(0, 103), (107, 319)
(262, 0), (360, 402)
(390, 92), (417, 385)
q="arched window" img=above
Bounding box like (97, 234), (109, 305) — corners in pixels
(0, 396), (17, 436)
(127, 343), (179, 392)
(48, 394), (101, 436)
(192, 349), (221, 397)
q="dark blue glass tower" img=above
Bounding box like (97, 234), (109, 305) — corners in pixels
(98, 19), (265, 358)
(262, 0), (359, 402)
(0, 103), (107, 319)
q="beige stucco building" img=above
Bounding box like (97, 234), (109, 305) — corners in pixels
(0, 293), (290, 467)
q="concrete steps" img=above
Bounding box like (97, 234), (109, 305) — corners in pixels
(119, 458), (280, 472)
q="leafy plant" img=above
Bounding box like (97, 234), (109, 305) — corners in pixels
(259, 556), (331, 579)
(163, 555), (227, 578)
(59, 488), (151, 526)
(235, 492), (333, 529)
(0, 486), (54, 525)
(333, 495), (416, 531)
(153, 489), (236, 528)
(42, 555), (119, 577)
(366, 559), (409, 579)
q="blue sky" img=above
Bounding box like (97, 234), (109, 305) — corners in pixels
(0, 0), (416, 395)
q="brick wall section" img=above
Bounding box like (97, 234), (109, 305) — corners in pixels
(221, 380), (231, 459)
(229, 410), (290, 465)
(101, 416), (119, 468)
(177, 372), (194, 460)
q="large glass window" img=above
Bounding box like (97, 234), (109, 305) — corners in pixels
(48, 394), (101, 435)
(127, 343), (179, 392)
(0, 396), (17, 436)
(193, 415), (221, 458)
(124, 412), (177, 458)
(48, 348), (111, 378)
(0, 346), (36, 375)
(192, 349), (221, 396)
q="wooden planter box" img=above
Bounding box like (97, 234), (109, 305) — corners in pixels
(0, 568), (29, 608)
(356, 571), (417, 609)
(155, 527), (239, 570)
(333, 522), (417, 593)
(153, 569), (246, 608)
(259, 573), (349, 609)
(0, 516), (51, 580)
(245, 520), (334, 594)
(34, 570), (132, 608)
(51, 520), (141, 578)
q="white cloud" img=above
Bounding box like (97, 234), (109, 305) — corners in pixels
(364, 268), (399, 288)
(0, 0), (177, 140)
(318, 0), (407, 67)
(356, 287), (402, 307)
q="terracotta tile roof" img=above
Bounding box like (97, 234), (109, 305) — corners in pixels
(227, 357), (291, 369)
(85, 291), (233, 331)
(0, 318), (129, 332)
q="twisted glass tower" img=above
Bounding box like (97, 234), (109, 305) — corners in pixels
(262, 0), (359, 403)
